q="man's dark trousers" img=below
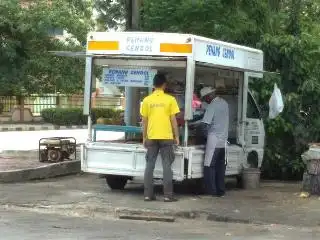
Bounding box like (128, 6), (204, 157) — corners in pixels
(203, 148), (226, 196)
(144, 140), (175, 198)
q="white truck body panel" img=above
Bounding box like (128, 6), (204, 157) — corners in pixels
(82, 142), (185, 181)
(81, 142), (244, 181)
(186, 145), (244, 179)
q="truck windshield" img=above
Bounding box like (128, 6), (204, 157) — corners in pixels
(247, 92), (261, 119)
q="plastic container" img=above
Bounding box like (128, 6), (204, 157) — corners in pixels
(242, 168), (261, 189)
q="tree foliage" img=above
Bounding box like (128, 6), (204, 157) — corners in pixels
(94, 0), (126, 31)
(140, 0), (320, 179)
(93, 0), (320, 179)
(142, 0), (270, 46)
(0, 0), (93, 95)
(3, 0), (320, 179)
(254, 0), (320, 179)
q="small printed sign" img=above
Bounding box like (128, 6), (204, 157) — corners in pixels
(125, 36), (155, 54)
(102, 68), (157, 87)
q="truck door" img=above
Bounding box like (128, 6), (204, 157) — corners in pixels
(242, 72), (265, 168)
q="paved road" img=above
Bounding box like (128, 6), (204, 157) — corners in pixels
(0, 209), (319, 240)
(0, 130), (124, 151)
(1, 175), (319, 227)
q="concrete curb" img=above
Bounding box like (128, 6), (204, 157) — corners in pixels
(118, 213), (175, 222)
(0, 204), (257, 224)
(0, 160), (81, 183)
(115, 208), (178, 222)
(0, 125), (87, 132)
(114, 208), (253, 224)
(206, 213), (251, 224)
(0, 149), (81, 159)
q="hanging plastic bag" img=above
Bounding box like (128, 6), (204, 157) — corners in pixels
(269, 83), (284, 119)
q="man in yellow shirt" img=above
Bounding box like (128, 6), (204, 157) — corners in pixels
(140, 73), (180, 202)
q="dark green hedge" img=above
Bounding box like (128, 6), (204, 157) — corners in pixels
(41, 108), (123, 126)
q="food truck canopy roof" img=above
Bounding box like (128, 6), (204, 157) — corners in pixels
(87, 32), (263, 72)
(51, 32), (264, 73)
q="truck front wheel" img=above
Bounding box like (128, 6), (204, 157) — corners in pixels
(105, 175), (128, 190)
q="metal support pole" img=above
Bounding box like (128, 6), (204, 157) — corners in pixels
(183, 57), (195, 147)
(83, 57), (93, 141)
(124, 86), (132, 125)
(87, 114), (93, 141)
(241, 72), (249, 147)
(237, 73), (244, 145)
(184, 57), (195, 120)
(183, 123), (189, 147)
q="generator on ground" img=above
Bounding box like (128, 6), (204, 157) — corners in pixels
(39, 137), (76, 162)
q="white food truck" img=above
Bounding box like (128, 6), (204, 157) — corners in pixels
(76, 32), (265, 190)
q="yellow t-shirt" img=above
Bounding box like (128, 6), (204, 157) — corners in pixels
(140, 89), (180, 140)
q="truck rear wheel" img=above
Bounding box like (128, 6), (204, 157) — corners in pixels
(105, 175), (128, 190)
(236, 175), (243, 188)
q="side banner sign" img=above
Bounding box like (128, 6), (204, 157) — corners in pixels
(102, 68), (157, 87)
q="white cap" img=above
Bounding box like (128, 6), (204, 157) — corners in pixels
(200, 87), (215, 98)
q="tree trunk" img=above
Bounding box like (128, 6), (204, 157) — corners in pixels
(310, 175), (320, 195)
(125, 0), (141, 130)
(125, 0), (132, 30)
(17, 96), (25, 122)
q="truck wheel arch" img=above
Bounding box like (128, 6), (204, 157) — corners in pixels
(247, 151), (259, 168)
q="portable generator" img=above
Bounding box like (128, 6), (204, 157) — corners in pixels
(39, 137), (76, 162)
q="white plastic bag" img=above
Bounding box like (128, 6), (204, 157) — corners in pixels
(269, 83), (284, 119)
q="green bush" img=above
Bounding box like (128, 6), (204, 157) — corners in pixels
(41, 108), (123, 126)
(41, 108), (86, 126)
(91, 108), (123, 123)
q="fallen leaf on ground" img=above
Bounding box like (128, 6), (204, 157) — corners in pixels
(299, 192), (310, 198)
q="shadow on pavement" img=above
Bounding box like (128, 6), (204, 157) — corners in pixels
(119, 177), (241, 196)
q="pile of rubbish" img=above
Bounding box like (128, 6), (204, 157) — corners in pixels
(301, 143), (320, 196)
